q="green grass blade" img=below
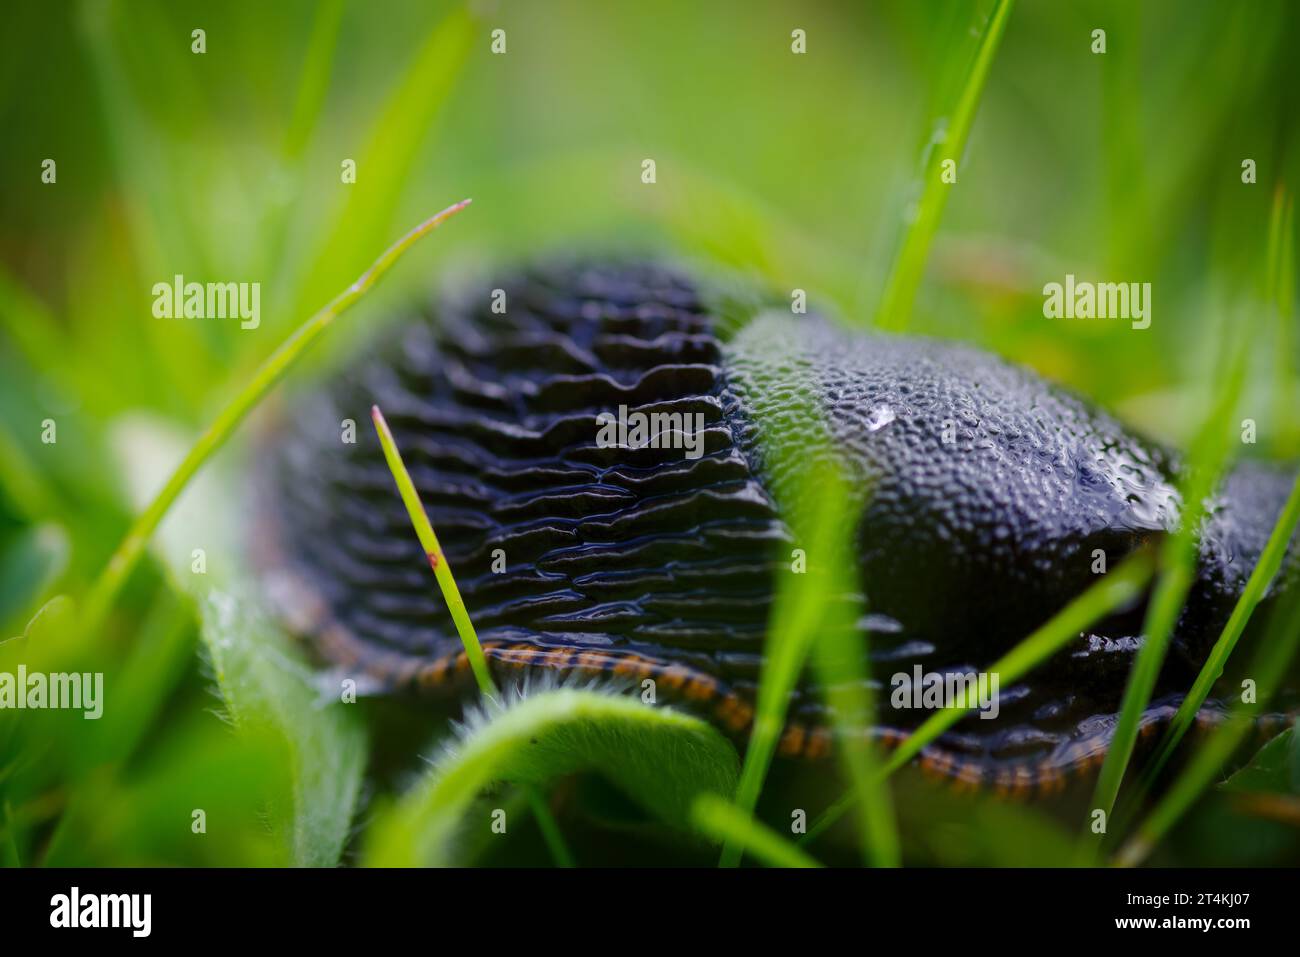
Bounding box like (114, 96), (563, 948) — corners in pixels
(884, 546), (1154, 775)
(283, 0), (346, 161)
(715, 319), (899, 866)
(805, 476), (898, 867)
(526, 787), (576, 868)
(80, 200), (471, 635)
(1147, 472), (1300, 779)
(811, 624), (899, 866)
(1271, 191), (1296, 450)
(718, 458), (859, 868)
(371, 402), (494, 698)
(1085, 187), (1279, 836)
(1083, 429), (1239, 839)
(114, 418), (367, 867)
(1116, 714), (1253, 868)
(1138, 185), (1299, 789)
(1085, 545), (1203, 820)
(803, 547), (1154, 844)
(0, 271), (77, 404)
(0, 416), (61, 522)
(693, 794), (822, 868)
(1116, 589), (1300, 867)
(258, 0), (347, 289)
(374, 402), (577, 865)
(287, 4), (476, 321)
(875, 0), (1015, 331)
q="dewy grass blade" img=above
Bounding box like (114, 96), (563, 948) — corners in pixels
(81, 199), (471, 635)
(371, 404), (495, 698)
(803, 548), (1154, 845)
(693, 794), (822, 868)
(875, 0), (1015, 331)
(1146, 473), (1300, 780)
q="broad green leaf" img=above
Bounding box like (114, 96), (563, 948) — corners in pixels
(1220, 725), (1300, 796)
(193, 582), (366, 867)
(367, 688), (739, 866)
(39, 712), (287, 867)
(113, 417), (367, 867)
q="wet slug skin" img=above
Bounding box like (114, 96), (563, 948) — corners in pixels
(255, 261), (1300, 792)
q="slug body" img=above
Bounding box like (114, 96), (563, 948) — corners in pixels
(258, 261), (1299, 793)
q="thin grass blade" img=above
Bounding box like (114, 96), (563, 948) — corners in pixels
(1147, 473), (1300, 780)
(1086, 186), (1282, 837)
(286, 5), (476, 321)
(371, 402), (494, 697)
(526, 787), (576, 868)
(803, 548), (1154, 844)
(81, 200), (471, 635)
(693, 794), (822, 868)
(805, 475), (898, 866)
(1116, 588), (1300, 867)
(718, 444), (868, 866)
(875, 0), (1015, 331)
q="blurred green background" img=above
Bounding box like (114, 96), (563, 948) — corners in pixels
(1, 0), (1297, 866)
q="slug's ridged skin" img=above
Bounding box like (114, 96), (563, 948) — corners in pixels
(257, 261), (1299, 793)
(725, 316), (1296, 666)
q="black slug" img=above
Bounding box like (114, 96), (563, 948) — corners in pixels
(255, 260), (1300, 794)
